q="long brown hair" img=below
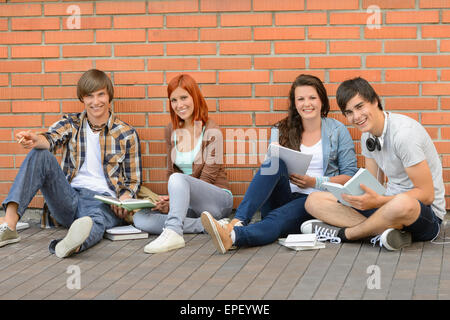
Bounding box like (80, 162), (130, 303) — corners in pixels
(167, 74), (209, 130)
(275, 74), (330, 150)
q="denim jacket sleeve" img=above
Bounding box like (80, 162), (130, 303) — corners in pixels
(322, 118), (358, 177)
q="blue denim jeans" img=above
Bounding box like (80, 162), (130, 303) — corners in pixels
(1, 149), (122, 252)
(233, 156), (313, 247)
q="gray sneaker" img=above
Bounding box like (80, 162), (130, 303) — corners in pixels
(300, 219), (342, 243)
(55, 216), (93, 258)
(371, 228), (412, 251)
(0, 223), (21, 247)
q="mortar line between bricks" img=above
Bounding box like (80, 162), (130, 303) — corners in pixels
(236, 243), (283, 299)
(285, 247), (321, 299)
(116, 234), (199, 300)
(310, 243), (344, 300)
(138, 234), (213, 299)
(335, 242), (365, 299)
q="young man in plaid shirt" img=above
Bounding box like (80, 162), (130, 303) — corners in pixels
(0, 69), (142, 258)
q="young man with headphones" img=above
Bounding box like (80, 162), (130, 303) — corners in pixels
(301, 77), (446, 250)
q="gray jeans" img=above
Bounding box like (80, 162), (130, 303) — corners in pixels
(2, 149), (122, 252)
(133, 173), (233, 235)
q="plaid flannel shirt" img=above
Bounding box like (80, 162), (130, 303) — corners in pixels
(40, 110), (142, 198)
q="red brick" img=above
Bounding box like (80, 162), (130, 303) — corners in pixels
(422, 26), (450, 38)
(201, 28), (251, 41)
(365, 26), (417, 39)
(219, 99), (270, 111)
(441, 127), (450, 139)
(0, 19), (6, 31)
(329, 70), (381, 83)
(386, 10), (439, 23)
(255, 112), (287, 125)
(385, 40), (437, 53)
(114, 73), (164, 85)
(310, 56), (361, 69)
(363, 0), (415, 8)
(114, 100), (164, 113)
(114, 16), (163, 28)
(220, 42), (270, 55)
(44, 60), (93, 72)
(384, 98), (438, 110)
(0, 115), (41, 128)
(115, 44), (164, 57)
(371, 83), (419, 96)
(219, 71), (269, 83)
(0, 101), (10, 113)
(422, 84), (450, 95)
(60, 73), (83, 85)
(201, 85), (252, 98)
(253, 0), (304, 11)
(147, 114), (171, 127)
(385, 70), (437, 82)
(148, 58), (197, 70)
(441, 70), (450, 81)
(308, 27), (360, 39)
(366, 56), (418, 68)
(146, 85), (167, 98)
(0, 46), (7, 58)
(0, 87), (41, 99)
(420, 0), (450, 8)
(255, 84), (290, 97)
(45, 31), (94, 44)
(96, 59), (145, 71)
(0, 129), (12, 140)
(12, 101), (60, 113)
(422, 55), (450, 67)
(307, 0), (359, 9)
(11, 46), (59, 58)
(275, 41), (326, 54)
(0, 157), (13, 168)
(148, 0), (198, 13)
(44, 3), (93, 15)
(166, 72), (217, 84)
(167, 43), (216, 56)
(254, 57), (306, 69)
(116, 114), (146, 127)
(254, 27), (305, 40)
(63, 16), (112, 30)
(275, 12), (326, 26)
(150, 29), (198, 42)
(330, 12), (375, 25)
(97, 30), (146, 43)
(442, 98), (450, 110)
(201, 0), (251, 12)
(273, 70), (325, 83)
(62, 101), (84, 113)
(96, 1), (146, 14)
(11, 17), (59, 30)
(166, 15), (216, 28)
(441, 40), (450, 52)
(330, 41), (381, 53)
(0, 75), (7, 86)
(12, 74), (59, 86)
(210, 113), (253, 126)
(0, 3), (41, 16)
(444, 10), (450, 23)
(44, 87), (76, 99)
(0, 61), (41, 73)
(115, 86), (146, 99)
(201, 58), (251, 70)
(222, 13), (272, 26)
(63, 45), (111, 57)
(0, 31), (41, 44)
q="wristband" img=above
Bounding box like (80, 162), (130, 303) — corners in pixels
(315, 176), (330, 191)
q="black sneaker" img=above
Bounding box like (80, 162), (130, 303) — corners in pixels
(371, 228), (412, 251)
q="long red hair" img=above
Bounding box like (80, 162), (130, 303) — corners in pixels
(167, 74), (209, 130)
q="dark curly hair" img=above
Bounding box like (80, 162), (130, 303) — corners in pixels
(275, 74), (330, 150)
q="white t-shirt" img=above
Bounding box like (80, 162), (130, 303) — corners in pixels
(71, 124), (115, 197)
(290, 139), (323, 195)
(361, 113), (446, 220)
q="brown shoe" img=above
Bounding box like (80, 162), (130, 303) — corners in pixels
(201, 211), (233, 254)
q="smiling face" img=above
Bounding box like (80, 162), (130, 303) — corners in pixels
(82, 87), (111, 125)
(170, 86), (195, 124)
(343, 94), (385, 136)
(294, 85), (322, 122)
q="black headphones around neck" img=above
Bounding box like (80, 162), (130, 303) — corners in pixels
(366, 136), (381, 152)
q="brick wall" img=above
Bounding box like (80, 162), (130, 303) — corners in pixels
(0, 0), (449, 211)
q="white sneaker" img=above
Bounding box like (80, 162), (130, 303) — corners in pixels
(144, 228), (185, 254)
(371, 228), (412, 251)
(55, 216), (93, 258)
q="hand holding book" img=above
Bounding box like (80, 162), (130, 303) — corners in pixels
(341, 183), (384, 211)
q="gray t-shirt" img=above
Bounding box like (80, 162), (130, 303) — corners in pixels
(361, 113), (446, 220)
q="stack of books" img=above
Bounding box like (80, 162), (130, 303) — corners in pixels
(104, 225), (149, 241)
(278, 234), (325, 251)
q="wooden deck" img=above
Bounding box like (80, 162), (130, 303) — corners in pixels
(1, 216), (450, 302)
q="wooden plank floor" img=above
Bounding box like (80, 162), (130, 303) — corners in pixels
(0, 220), (449, 300)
